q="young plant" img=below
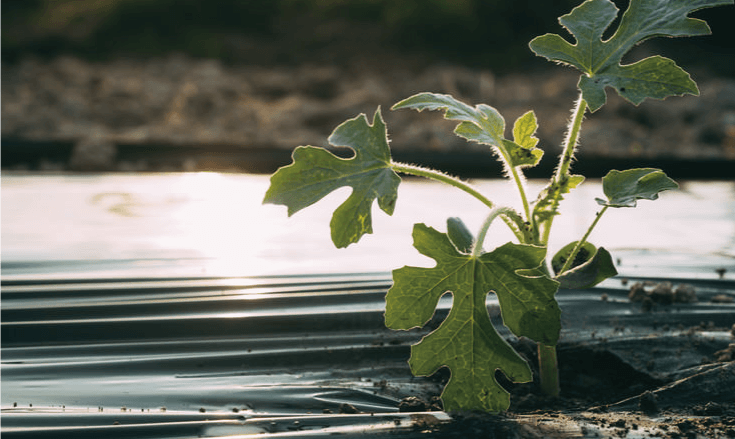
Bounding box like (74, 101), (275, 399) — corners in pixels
(264, 0), (732, 412)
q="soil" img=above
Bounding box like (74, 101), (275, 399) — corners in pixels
(2, 49), (735, 177)
(399, 335), (735, 438)
(401, 277), (735, 438)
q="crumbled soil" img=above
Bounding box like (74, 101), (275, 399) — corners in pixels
(390, 284), (735, 439)
(413, 344), (735, 438)
(2, 51), (734, 175)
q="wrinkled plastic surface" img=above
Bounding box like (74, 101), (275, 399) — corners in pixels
(2, 174), (734, 437)
(2, 264), (734, 437)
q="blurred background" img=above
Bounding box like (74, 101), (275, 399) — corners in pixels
(3, 0), (735, 177)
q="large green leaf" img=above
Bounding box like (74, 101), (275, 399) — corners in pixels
(263, 109), (400, 248)
(393, 93), (543, 168)
(595, 168), (678, 208)
(385, 224), (560, 412)
(529, 0), (733, 111)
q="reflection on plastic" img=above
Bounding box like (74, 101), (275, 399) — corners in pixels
(2, 173), (734, 279)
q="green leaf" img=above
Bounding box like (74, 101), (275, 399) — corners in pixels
(529, 0), (733, 111)
(513, 110), (540, 150)
(578, 55), (701, 110)
(532, 174), (585, 222)
(393, 93), (543, 168)
(553, 243), (618, 289)
(447, 217), (474, 254)
(385, 224), (560, 412)
(393, 92), (505, 144)
(595, 168), (678, 208)
(551, 241), (597, 275)
(263, 109), (400, 248)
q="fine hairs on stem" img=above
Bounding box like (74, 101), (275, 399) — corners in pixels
(555, 94), (587, 182)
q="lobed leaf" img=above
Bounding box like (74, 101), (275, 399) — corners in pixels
(513, 111), (540, 150)
(393, 93), (543, 168)
(530, 0), (733, 111)
(385, 224), (560, 412)
(263, 109), (400, 248)
(595, 168), (678, 208)
(578, 56), (701, 110)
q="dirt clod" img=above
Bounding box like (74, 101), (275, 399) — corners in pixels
(628, 282), (648, 302)
(610, 419), (626, 428)
(693, 402), (725, 416)
(712, 294), (734, 304)
(629, 281), (701, 310)
(639, 391), (659, 415)
(338, 403), (361, 414)
(714, 343), (735, 362)
(398, 396), (429, 412)
(650, 282), (674, 305)
(674, 284), (697, 303)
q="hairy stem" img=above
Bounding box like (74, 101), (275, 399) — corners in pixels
(500, 154), (531, 224)
(555, 95), (587, 183)
(539, 95), (588, 247)
(391, 162), (494, 209)
(559, 205), (609, 274)
(391, 162), (528, 243)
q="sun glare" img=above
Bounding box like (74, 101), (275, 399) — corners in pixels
(162, 172), (290, 275)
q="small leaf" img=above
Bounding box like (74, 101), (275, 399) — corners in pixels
(393, 93), (543, 168)
(532, 174), (585, 222)
(263, 109), (400, 248)
(504, 138), (543, 168)
(447, 217), (474, 254)
(513, 111), (540, 150)
(595, 168), (678, 208)
(529, 0), (732, 111)
(393, 93), (506, 145)
(551, 241), (597, 275)
(554, 244), (618, 289)
(386, 224), (560, 412)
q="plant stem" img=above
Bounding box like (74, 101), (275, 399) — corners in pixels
(534, 94), (588, 399)
(555, 95), (587, 183)
(391, 161), (494, 209)
(559, 205), (609, 274)
(538, 343), (560, 397)
(391, 161), (528, 243)
(502, 158), (531, 224)
(539, 95), (588, 247)
(472, 207), (517, 258)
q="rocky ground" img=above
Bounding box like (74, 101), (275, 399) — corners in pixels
(2, 53), (735, 173)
